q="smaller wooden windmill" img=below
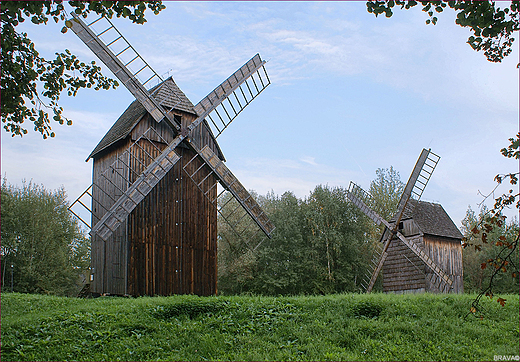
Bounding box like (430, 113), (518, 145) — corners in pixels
(346, 149), (463, 294)
(67, 13), (274, 296)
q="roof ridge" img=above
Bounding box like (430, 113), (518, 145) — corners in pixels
(87, 77), (196, 160)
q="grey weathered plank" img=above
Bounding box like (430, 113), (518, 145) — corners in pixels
(91, 140), (182, 241)
(345, 190), (383, 225)
(192, 54), (264, 118)
(196, 145), (275, 237)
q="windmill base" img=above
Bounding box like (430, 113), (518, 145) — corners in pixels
(384, 287), (426, 294)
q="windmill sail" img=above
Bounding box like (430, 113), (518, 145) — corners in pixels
(68, 13), (181, 131)
(192, 54), (270, 138)
(196, 144), (275, 236)
(346, 182), (384, 225)
(87, 54), (271, 241)
(67, 12), (275, 297)
(91, 140), (182, 241)
(393, 230), (453, 292)
(394, 149), (440, 225)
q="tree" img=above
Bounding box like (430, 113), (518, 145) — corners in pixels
(218, 190), (311, 295)
(461, 206), (519, 294)
(248, 191), (310, 296)
(1, 1), (165, 139)
(366, 167), (405, 291)
(366, 0), (520, 63)
(1, 178), (90, 296)
(369, 166), (405, 220)
(462, 134), (519, 316)
(217, 190), (268, 295)
(217, 186), (370, 296)
(303, 185), (370, 294)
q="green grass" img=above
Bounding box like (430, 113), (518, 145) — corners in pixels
(1, 292), (518, 361)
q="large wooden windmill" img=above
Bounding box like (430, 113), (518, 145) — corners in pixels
(68, 14), (274, 296)
(346, 149), (463, 294)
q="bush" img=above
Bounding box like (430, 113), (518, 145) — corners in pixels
(0, 178), (90, 296)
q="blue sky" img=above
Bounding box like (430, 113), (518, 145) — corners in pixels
(2, 1), (518, 228)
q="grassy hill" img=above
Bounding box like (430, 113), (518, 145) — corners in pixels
(1, 292), (518, 361)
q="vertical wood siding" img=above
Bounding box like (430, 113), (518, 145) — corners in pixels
(423, 235), (464, 293)
(91, 139), (131, 295)
(126, 143), (218, 296)
(91, 110), (220, 296)
(382, 233), (464, 294)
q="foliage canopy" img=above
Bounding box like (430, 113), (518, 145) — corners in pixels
(1, 178), (90, 296)
(218, 185), (372, 295)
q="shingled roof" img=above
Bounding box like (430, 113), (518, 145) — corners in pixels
(87, 77), (196, 160)
(404, 200), (463, 240)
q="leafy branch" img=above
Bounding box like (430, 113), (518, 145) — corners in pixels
(466, 233), (518, 319)
(366, 1), (520, 63)
(463, 134), (519, 317)
(0, 1), (165, 138)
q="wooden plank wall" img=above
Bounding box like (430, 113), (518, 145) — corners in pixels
(127, 140), (217, 296)
(91, 110), (221, 296)
(383, 235), (426, 293)
(400, 218), (420, 237)
(423, 235), (464, 293)
(382, 232), (464, 294)
(126, 111), (219, 296)
(91, 140), (131, 295)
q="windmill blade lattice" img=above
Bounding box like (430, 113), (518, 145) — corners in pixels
(346, 182), (385, 226)
(89, 53), (270, 241)
(69, 126), (173, 231)
(392, 230), (453, 292)
(68, 13), (182, 131)
(345, 182), (390, 292)
(217, 191), (269, 252)
(184, 144), (275, 236)
(183, 147), (273, 250)
(394, 149), (440, 225)
(68, 17), (273, 242)
(190, 54), (270, 135)
(67, 11), (275, 297)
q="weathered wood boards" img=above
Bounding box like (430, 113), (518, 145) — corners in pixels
(89, 53), (270, 244)
(381, 205), (464, 294)
(127, 144), (217, 296)
(90, 112), (220, 296)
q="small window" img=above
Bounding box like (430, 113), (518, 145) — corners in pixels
(399, 222), (403, 230)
